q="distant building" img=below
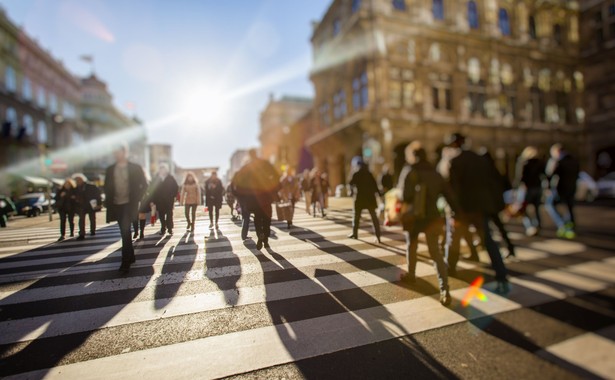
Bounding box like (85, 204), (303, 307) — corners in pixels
(80, 74), (146, 180)
(308, 0), (584, 188)
(147, 143), (174, 178)
(580, 0), (615, 177)
(0, 7), (81, 178)
(227, 148), (251, 183)
(259, 94), (313, 172)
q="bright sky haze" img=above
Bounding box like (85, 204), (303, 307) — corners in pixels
(1, 0), (330, 176)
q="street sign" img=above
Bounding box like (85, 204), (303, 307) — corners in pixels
(49, 159), (68, 173)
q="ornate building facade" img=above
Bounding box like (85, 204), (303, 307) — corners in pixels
(308, 0), (584, 187)
(259, 94), (313, 172)
(580, 0), (615, 178)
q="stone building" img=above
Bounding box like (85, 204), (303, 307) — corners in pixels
(580, 0), (615, 178)
(80, 74), (146, 180)
(308, 0), (584, 188)
(259, 94), (313, 172)
(0, 7), (81, 175)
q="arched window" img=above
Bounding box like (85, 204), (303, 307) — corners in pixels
(468, 1), (479, 29)
(553, 24), (563, 45)
(468, 58), (481, 84)
(498, 8), (511, 36)
(37, 121), (48, 144)
(433, 0), (444, 20)
(392, 0), (406, 11)
(23, 115), (34, 136)
(529, 15), (537, 39)
(5, 66), (17, 92)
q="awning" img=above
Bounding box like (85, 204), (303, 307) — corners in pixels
(22, 176), (51, 187)
(51, 178), (65, 186)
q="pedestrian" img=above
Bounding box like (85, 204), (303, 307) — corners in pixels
(278, 168), (300, 229)
(104, 144), (147, 273)
(151, 164), (178, 236)
(300, 169), (313, 215)
(204, 171), (224, 230)
(225, 183), (237, 220)
(132, 168), (152, 240)
(348, 156), (382, 243)
(515, 146), (546, 236)
(398, 142), (454, 306)
(545, 143), (579, 239)
(181, 172), (201, 232)
(55, 178), (76, 241)
(232, 149), (279, 249)
(72, 173), (101, 241)
(379, 164), (394, 194)
(310, 168), (328, 218)
(445, 133), (509, 294)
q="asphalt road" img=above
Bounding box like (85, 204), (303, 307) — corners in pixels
(0, 198), (613, 379)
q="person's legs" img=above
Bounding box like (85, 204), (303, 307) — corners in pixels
(404, 231), (420, 278)
(89, 211), (96, 235)
(425, 220), (448, 293)
(190, 204), (197, 231)
(491, 213), (515, 256)
(564, 195), (575, 227)
(77, 210), (86, 238)
(139, 219), (146, 239)
(185, 205), (191, 229)
(254, 206), (264, 248)
(68, 211), (75, 236)
(350, 206), (361, 238)
(118, 204), (135, 272)
(262, 203), (272, 247)
(480, 215), (508, 287)
(208, 204), (214, 227)
(545, 191), (565, 229)
(167, 207), (174, 233)
(59, 210), (67, 238)
(368, 208), (381, 242)
(214, 205), (220, 227)
(240, 200), (250, 239)
(159, 210), (167, 234)
(446, 217), (463, 273)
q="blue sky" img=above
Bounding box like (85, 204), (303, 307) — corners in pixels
(1, 0), (330, 175)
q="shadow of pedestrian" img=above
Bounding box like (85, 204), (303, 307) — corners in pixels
(0, 224), (167, 377)
(205, 229), (241, 306)
(153, 231), (199, 310)
(251, 245), (456, 378)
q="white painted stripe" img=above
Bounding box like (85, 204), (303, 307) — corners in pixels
(0, 243), (410, 305)
(539, 325), (615, 380)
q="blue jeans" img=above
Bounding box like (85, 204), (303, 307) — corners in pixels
(405, 218), (448, 291)
(545, 190), (575, 229)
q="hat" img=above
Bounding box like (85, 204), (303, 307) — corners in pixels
(351, 156), (364, 167)
(445, 132), (466, 147)
(71, 173), (88, 182)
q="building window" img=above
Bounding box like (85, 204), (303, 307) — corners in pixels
(352, 0), (361, 13)
(6, 107), (17, 125)
(468, 58), (481, 84)
(333, 89), (347, 119)
(392, 0), (406, 11)
(23, 114), (34, 137)
(432, 86), (452, 111)
(5, 66), (17, 93)
(498, 8), (511, 36)
(529, 15), (537, 39)
(432, 87), (440, 109)
(469, 91), (486, 117)
(22, 76), (32, 101)
(433, 0), (444, 20)
(553, 24), (563, 46)
(468, 1), (479, 29)
(610, 1), (615, 16)
(445, 88), (452, 110)
(49, 93), (58, 114)
(37, 86), (46, 108)
(333, 18), (341, 37)
(37, 120), (48, 144)
(319, 102), (331, 126)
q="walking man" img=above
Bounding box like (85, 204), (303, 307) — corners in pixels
(152, 164), (178, 236)
(204, 171), (224, 230)
(73, 173), (101, 240)
(545, 143), (579, 239)
(104, 144), (147, 273)
(348, 156), (382, 243)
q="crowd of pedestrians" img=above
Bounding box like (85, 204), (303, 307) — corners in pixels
(42, 136), (582, 287)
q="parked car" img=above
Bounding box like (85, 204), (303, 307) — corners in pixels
(597, 172), (615, 198)
(0, 195), (17, 218)
(15, 193), (55, 217)
(576, 171), (599, 202)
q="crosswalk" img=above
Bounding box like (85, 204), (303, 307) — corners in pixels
(0, 207), (614, 379)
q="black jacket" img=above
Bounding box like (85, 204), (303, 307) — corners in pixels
(449, 150), (501, 215)
(152, 175), (179, 212)
(349, 165), (380, 210)
(550, 154), (579, 198)
(75, 183), (102, 213)
(205, 177), (224, 208)
(55, 188), (77, 213)
(399, 160), (455, 221)
(104, 162), (147, 223)
(521, 158), (546, 189)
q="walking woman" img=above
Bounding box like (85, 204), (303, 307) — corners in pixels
(205, 171), (224, 229)
(278, 168), (300, 229)
(310, 168), (328, 218)
(55, 178), (76, 241)
(181, 172), (201, 232)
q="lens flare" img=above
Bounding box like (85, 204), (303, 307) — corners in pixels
(461, 276), (488, 307)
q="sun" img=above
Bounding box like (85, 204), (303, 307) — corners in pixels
(180, 87), (229, 126)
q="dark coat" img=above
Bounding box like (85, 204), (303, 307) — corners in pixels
(550, 153), (579, 198)
(152, 175), (179, 212)
(74, 183), (102, 213)
(521, 158), (546, 190)
(399, 160), (456, 221)
(104, 162), (147, 223)
(232, 158), (279, 210)
(349, 165), (380, 210)
(55, 187), (76, 213)
(205, 177), (224, 208)
(449, 150), (500, 215)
